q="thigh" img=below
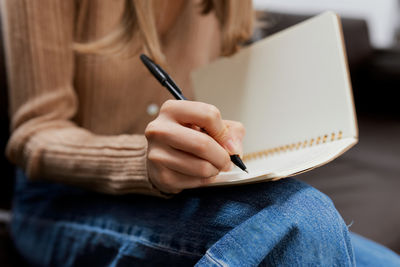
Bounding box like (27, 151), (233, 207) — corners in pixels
(11, 169), (350, 266)
(350, 232), (400, 267)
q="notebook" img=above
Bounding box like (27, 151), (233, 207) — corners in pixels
(191, 11), (358, 186)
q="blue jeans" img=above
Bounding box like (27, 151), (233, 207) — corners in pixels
(11, 169), (400, 266)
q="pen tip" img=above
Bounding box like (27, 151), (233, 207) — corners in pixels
(244, 169), (249, 174)
(230, 154), (248, 174)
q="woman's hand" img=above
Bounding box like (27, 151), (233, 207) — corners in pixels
(145, 100), (245, 194)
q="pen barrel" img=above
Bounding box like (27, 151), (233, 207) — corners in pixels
(165, 80), (187, 100)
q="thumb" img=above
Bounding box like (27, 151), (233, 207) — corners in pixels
(217, 126), (242, 156)
(220, 120), (245, 156)
(223, 136), (242, 155)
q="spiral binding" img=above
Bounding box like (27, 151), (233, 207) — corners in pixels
(243, 131), (343, 161)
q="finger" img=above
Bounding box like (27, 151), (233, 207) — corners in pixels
(152, 164), (217, 193)
(223, 120), (245, 157)
(160, 100), (239, 154)
(148, 144), (219, 177)
(147, 121), (232, 171)
(224, 120), (245, 140)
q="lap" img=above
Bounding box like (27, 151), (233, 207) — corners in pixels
(11, 169), (393, 266)
(12, 169), (327, 263)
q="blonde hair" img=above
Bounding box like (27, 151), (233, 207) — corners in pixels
(74, 0), (254, 65)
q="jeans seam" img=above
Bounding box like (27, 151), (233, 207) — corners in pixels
(12, 212), (204, 257)
(203, 252), (225, 267)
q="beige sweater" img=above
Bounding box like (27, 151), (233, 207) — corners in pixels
(1, 0), (221, 196)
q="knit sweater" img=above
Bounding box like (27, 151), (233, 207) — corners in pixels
(1, 0), (221, 196)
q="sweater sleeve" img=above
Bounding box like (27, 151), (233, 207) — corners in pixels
(1, 0), (165, 196)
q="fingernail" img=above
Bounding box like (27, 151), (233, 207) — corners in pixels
(225, 138), (240, 154)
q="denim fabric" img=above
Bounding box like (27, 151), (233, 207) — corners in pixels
(11, 169), (400, 266)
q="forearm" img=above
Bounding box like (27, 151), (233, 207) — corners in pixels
(7, 117), (166, 196)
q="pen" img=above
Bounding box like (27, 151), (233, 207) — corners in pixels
(140, 54), (248, 173)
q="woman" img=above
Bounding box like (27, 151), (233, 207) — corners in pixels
(1, 0), (399, 265)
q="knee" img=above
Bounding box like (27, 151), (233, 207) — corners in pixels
(279, 180), (354, 259)
(281, 180), (346, 233)
(257, 179), (355, 266)
(244, 178), (346, 231)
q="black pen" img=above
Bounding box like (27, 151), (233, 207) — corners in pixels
(140, 54), (248, 173)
